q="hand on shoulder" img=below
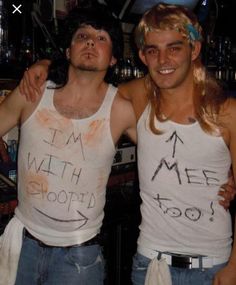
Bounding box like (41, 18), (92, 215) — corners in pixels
(19, 59), (50, 102)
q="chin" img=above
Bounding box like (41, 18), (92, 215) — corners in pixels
(153, 79), (173, 89)
(77, 65), (98, 72)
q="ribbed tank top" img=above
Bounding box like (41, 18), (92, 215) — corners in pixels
(15, 81), (117, 246)
(137, 104), (232, 259)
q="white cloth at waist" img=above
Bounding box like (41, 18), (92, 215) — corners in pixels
(138, 245), (228, 268)
(0, 216), (24, 285)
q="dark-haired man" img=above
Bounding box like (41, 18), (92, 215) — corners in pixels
(0, 4), (136, 285)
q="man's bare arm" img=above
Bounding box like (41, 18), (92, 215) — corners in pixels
(213, 98), (236, 285)
(0, 88), (27, 137)
(111, 92), (137, 145)
(118, 77), (149, 120)
(218, 173), (236, 210)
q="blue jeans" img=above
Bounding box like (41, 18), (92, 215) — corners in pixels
(15, 235), (105, 285)
(131, 252), (226, 285)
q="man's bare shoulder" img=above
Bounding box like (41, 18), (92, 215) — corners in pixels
(219, 97), (236, 130)
(118, 77), (147, 100)
(114, 90), (135, 112)
(220, 97), (236, 118)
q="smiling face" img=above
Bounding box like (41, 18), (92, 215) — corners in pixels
(67, 25), (116, 73)
(139, 29), (201, 92)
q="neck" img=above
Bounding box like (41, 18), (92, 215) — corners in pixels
(65, 66), (108, 98)
(161, 86), (195, 107)
(160, 74), (195, 108)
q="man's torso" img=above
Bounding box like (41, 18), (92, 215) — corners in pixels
(16, 82), (117, 246)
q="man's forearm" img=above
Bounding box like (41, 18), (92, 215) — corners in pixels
(228, 217), (236, 266)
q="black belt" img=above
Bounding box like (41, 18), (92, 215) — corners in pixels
(157, 252), (206, 269)
(24, 230), (100, 248)
(171, 255), (201, 269)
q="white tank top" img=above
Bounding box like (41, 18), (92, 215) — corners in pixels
(137, 104), (232, 259)
(15, 81), (117, 246)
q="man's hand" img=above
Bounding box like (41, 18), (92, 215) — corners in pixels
(213, 263), (236, 285)
(218, 174), (236, 210)
(19, 60), (50, 102)
(0, 138), (10, 163)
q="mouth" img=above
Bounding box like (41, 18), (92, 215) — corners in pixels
(81, 50), (97, 58)
(158, 68), (175, 75)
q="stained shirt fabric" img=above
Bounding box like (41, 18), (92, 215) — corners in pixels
(15, 81), (117, 246)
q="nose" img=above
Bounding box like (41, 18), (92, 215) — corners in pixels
(86, 38), (95, 47)
(158, 50), (168, 64)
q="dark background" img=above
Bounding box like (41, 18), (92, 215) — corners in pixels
(2, 0), (236, 70)
(0, 1), (236, 284)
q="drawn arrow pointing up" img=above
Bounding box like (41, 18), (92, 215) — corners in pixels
(165, 131), (184, 158)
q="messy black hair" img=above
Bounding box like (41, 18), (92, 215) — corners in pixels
(48, 1), (123, 86)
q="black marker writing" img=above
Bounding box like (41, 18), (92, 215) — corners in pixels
(166, 131), (184, 158)
(203, 170), (219, 186)
(34, 207), (89, 229)
(43, 128), (62, 146)
(154, 194), (182, 218)
(27, 152), (82, 185)
(27, 181), (96, 212)
(154, 194), (202, 221)
(44, 128), (85, 160)
(152, 158), (181, 184)
(185, 207), (201, 221)
(209, 201), (214, 222)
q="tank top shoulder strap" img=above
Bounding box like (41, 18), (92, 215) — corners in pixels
(38, 81), (56, 109)
(97, 84), (117, 116)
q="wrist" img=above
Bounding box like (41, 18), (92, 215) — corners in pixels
(37, 59), (51, 69)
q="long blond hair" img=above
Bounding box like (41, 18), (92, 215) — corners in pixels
(135, 3), (226, 134)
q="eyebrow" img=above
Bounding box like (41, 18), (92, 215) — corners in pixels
(168, 40), (184, 47)
(144, 40), (184, 50)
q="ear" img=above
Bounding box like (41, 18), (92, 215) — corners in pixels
(110, 56), (117, 67)
(138, 50), (148, 66)
(191, 41), (201, 61)
(66, 48), (70, 60)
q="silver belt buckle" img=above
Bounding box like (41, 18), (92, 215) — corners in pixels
(171, 255), (195, 269)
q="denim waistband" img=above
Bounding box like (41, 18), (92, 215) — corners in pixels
(24, 229), (100, 248)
